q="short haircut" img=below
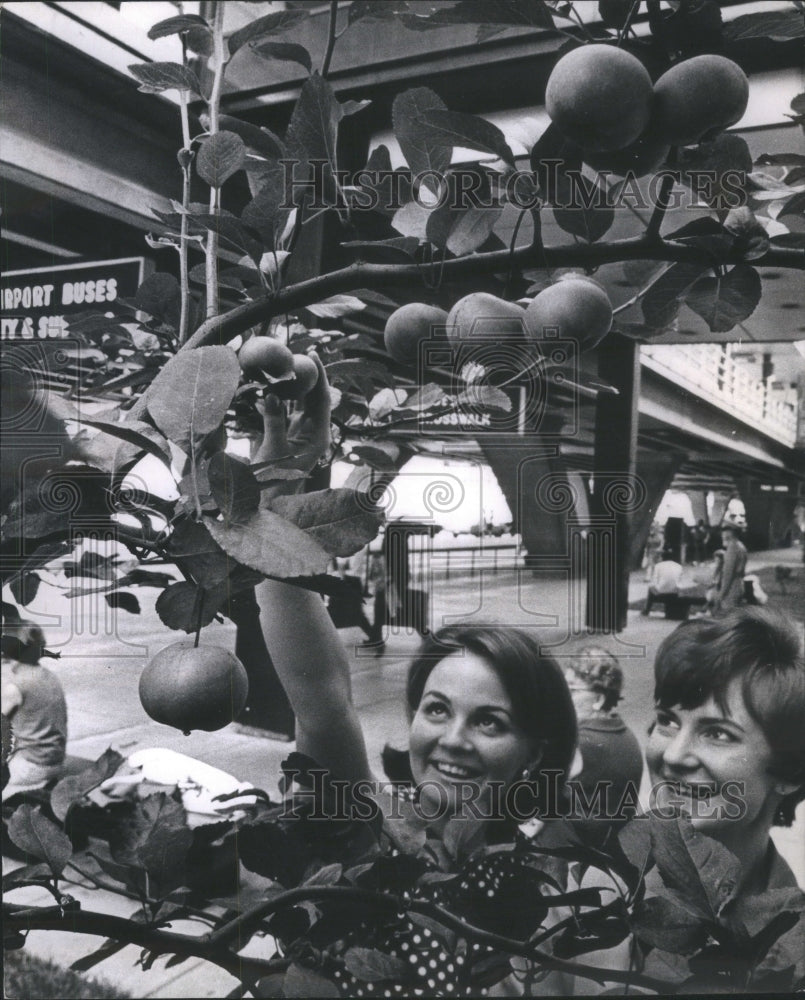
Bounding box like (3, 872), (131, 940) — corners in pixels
(1, 622), (46, 665)
(654, 607), (805, 826)
(404, 625), (578, 816)
(565, 645), (624, 712)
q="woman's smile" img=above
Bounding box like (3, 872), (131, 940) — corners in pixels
(408, 651), (537, 822)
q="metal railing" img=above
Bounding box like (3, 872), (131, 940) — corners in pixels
(390, 541), (526, 586)
(641, 344), (798, 447)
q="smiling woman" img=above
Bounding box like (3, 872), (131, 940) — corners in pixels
(647, 607), (805, 893)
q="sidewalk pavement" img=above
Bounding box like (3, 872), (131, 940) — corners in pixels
(4, 546), (804, 997)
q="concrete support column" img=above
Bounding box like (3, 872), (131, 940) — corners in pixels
(738, 478), (800, 551)
(688, 489), (708, 524)
(709, 490), (733, 527)
(628, 451), (687, 571)
(587, 335), (640, 633)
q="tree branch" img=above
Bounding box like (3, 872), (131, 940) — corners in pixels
(2, 903), (279, 982)
(321, 1), (339, 77)
(204, 884), (677, 993)
(182, 238), (805, 350)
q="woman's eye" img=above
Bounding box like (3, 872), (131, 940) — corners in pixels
(653, 711), (677, 732)
(476, 714), (505, 734)
(704, 725), (737, 743)
(422, 701), (447, 718)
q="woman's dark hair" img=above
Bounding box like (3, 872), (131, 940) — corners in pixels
(384, 625), (577, 820)
(654, 607), (805, 826)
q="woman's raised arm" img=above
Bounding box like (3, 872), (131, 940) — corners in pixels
(249, 354), (372, 784)
(254, 577), (371, 784)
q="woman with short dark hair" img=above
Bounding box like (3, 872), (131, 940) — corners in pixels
(648, 606), (805, 890)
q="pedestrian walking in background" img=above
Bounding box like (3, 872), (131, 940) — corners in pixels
(715, 523), (748, 613)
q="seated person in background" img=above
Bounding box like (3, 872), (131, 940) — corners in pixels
(1, 623), (67, 801)
(563, 647), (644, 828)
(642, 546), (683, 615)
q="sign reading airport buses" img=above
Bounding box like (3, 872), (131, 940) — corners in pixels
(1, 257), (145, 341)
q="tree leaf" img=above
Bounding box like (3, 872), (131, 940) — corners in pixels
(427, 193), (504, 255)
(632, 894), (711, 954)
(666, 217), (736, 258)
(205, 509), (332, 578)
(134, 272), (181, 328)
(648, 814), (740, 921)
(10, 572), (40, 606)
(254, 40), (313, 73)
(779, 190), (805, 231)
(109, 792), (188, 864)
(286, 73), (344, 194)
(553, 188), (614, 243)
(269, 489), (383, 557)
(393, 88), (451, 181)
(456, 384), (512, 412)
(73, 418), (172, 469)
(724, 206), (770, 260)
(128, 62), (200, 95)
(3, 862), (55, 891)
(207, 453), (261, 525)
(341, 236), (421, 263)
(304, 862), (343, 886)
(641, 262), (708, 328)
(283, 964), (340, 999)
(196, 132), (247, 188)
(392, 201), (431, 239)
(218, 115), (287, 160)
(305, 295), (367, 319)
(241, 165), (293, 248)
(678, 135), (753, 209)
(155, 581), (226, 632)
(105, 592), (141, 615)
(724, 9), (805, 41)
(146, 346), (240, 451)
(7, 805), (73, 877)
(418, 109), (515, 166)
(168, 518), (232, 588)
(227, 10), (311, 56)
(51, 748), (124, 823)
(685, 264), (762, 333)
(344, 947), (409, 983)
(147, 14), (210, 40)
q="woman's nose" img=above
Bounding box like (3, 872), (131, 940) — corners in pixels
(661, 727), (698, 770)
(438, 717), (472, 750)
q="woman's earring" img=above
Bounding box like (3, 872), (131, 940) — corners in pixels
(522, 766), (531, 781)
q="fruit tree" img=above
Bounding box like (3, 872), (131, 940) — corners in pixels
(3, 1), (804, 996)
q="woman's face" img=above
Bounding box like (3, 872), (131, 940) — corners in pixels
(408, 651), (536, 823)
(646, 678), (784, 839)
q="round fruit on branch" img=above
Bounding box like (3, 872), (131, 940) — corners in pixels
(524, 276), (613, 352)
(446, 293), (527, 347)
(653, 55), (749, 147)
(139, 641), (249, 735)
(383, 302), (449, 365)
(270, 353), (321, 401)
(545, 44), (654, 152)
(238, 336), (295, 384)
(583, 119), (671, 179)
